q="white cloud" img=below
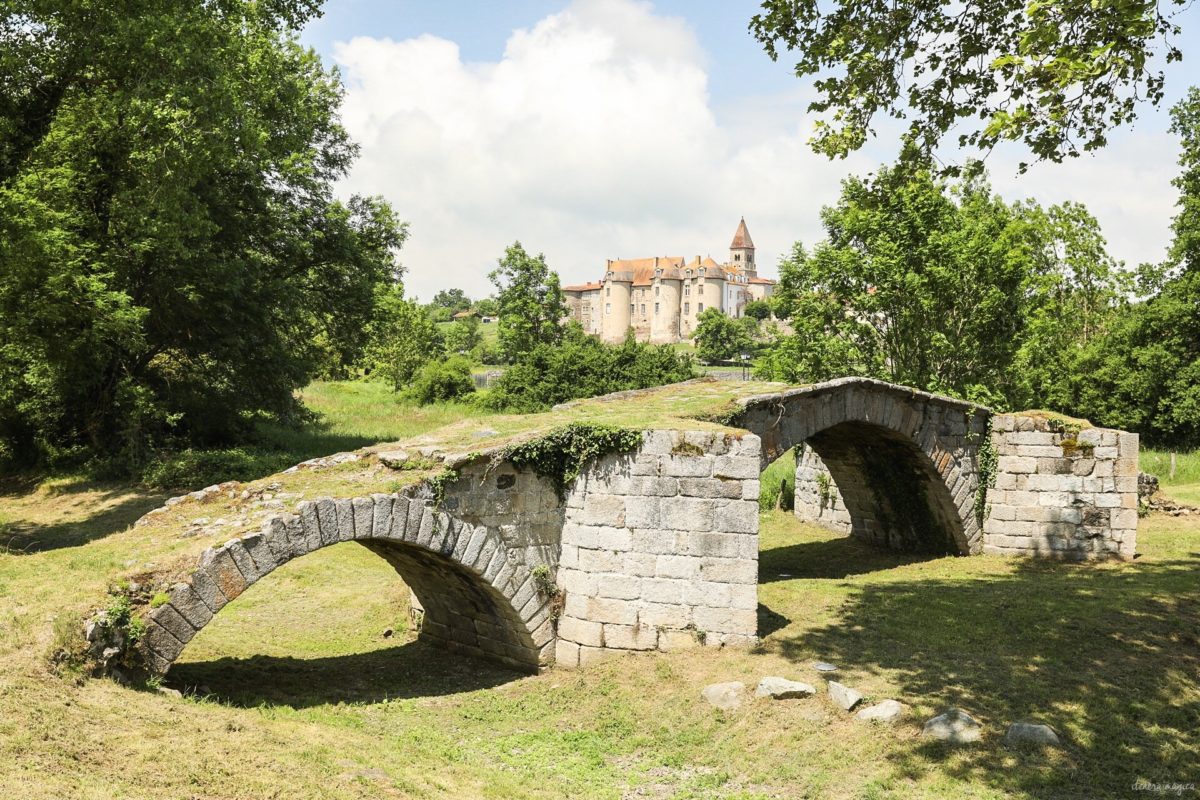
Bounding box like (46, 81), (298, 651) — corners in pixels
(331, 0), (1181, 300)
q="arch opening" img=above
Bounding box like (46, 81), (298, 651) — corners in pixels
(801, 422), (964, 555)
(165, 541), (525, 706)
(142, 491), (555, 682)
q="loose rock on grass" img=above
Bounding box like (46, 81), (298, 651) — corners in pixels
(755, 677), (816, 699)
(922, 708), (982, 743)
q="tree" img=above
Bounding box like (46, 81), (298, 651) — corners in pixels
(445, 316), (483, 355)
(743, 300), (771, 321)
(750, 0), (1187, 170)
(756, 159), (1035, 402)
(489, 242), (567, 362)
(431, 288), (471, 312)
(1008, 201), (1131, 411)
(693, 308), (753, 364)
(473, 297), (499, 317)
(359, 286), (444, 390)
(0, 0), (406, 470)
(1064, 89), (1200, 446)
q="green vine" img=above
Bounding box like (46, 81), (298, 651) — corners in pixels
(426, 467), (461, 508)
(815, 471), (834, 510)
(974, 416), (998, 527)
(500, 424), (643, 498)
(531, 564), (565, 621)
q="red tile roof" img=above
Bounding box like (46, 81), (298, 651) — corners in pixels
(730, 217), (754, 249)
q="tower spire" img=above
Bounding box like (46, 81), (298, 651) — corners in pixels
(729, 217), (756, 277)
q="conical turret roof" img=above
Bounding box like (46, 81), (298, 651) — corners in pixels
(730, 217), (754, 249)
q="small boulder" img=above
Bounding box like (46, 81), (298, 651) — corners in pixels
(1004, 721), (1061, 748)
(702, 681), (745, 711)
(377, 451), (411, 468)
(827, 681), (863, 711)
(922, 708), (982, 743)
(755, 677), (816, 700)
(856, 699), (906, 723)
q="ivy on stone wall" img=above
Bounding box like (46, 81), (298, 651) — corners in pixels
(500, 424), (643, 498)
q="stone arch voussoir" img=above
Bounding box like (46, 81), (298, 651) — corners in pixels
(139, 483), (555, 677)
(738, 378), (990, 555)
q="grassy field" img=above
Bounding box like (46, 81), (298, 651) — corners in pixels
(0, 391), (1197, 798)
(1142, 448), (1200, 506)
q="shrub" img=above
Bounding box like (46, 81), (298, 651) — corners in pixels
(405, 357), (476, 405)
(486, 326), (696, 412)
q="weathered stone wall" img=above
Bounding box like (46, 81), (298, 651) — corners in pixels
(984, 416), (1139, 559)
(793, 446), (851, 534)
(738, 379), (989, 555)
(141, 469), (561, 676)
(553, 430), (761, 667)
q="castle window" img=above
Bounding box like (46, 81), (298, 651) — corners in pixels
(654, 302), (660, 315)
(698, 302), (704, 313)
(606, 286), (611, 297)
(655, 286), (660, 297)
(684, 302), (690, 314)
(698, 284), (704, 295)
(605, 302), (611, 315)
(640, 304), (646, 315)
(734, 253), (741, 261)
(684, 285), (690, 296)
(630, 304), (635, 314)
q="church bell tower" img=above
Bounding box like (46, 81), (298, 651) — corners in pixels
(729, 217), (756, 278)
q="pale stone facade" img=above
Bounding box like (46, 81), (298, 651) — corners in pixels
(562, 218), (777, 344)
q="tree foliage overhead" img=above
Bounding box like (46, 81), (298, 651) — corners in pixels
(0, 0), (405, 470)
(750, 0), (1188, 170)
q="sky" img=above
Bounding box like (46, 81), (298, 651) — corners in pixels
(301, 0), (1199, 300)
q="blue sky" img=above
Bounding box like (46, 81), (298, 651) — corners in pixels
(300, 0), (1199, 300)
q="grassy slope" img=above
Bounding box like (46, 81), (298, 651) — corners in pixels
(1142, 448), (1200, 506)
(0, 385), (1197, 798)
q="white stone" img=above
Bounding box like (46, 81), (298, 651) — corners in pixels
(855, 700), (906, 723)
(1003, 722), (1061, 748)
(755, 677), (816, 699)
(922, 708), (982, 743)
(702, 681), (745, 711)
(827, 681), (863, 711)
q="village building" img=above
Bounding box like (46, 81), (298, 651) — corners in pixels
(562, 218), (776, 344)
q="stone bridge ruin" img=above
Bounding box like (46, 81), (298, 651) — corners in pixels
(136, 378), (1140, 677)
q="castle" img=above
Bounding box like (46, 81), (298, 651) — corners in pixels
(562, 218), (776, 344)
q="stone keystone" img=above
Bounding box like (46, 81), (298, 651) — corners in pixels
(855, 699), (906, 723)
(702, 681), (746, 711)
(755, 677), (816, 700)
(922, 708), (982, 743)
(827, 681), (863, 711)
(1003, 721), (1061, 748)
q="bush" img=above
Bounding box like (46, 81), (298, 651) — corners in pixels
(405, 357), (476, 405)
(139, 448), (293, 490)
(486, 325), (696, 412)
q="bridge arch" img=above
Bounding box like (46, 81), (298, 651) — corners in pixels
(139, 465), (560, 677)
(735, 378), (990, 555)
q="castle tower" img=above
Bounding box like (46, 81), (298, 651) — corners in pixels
(729, 217), (756, 278)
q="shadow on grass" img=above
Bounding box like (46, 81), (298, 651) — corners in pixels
(763, 556), (1200, 798)
(759, 532), (935, 581)
(1, 484), (168, 554)
(167, 639), (523, 708)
